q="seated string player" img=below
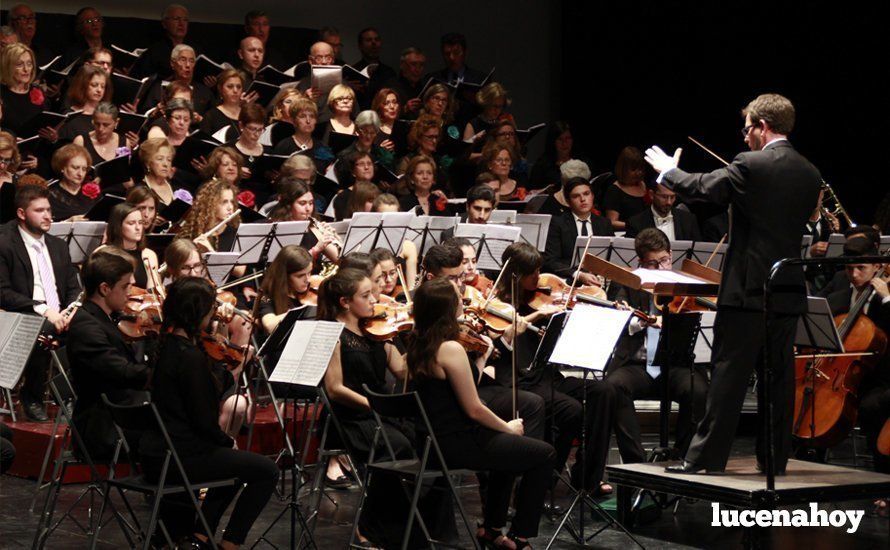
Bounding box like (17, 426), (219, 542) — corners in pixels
(605, 228), (710, 463)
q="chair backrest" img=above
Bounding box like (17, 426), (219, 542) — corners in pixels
(362, 384), (422, 420)
(49, 372), (75, 408)
(101, 393), (154, 433)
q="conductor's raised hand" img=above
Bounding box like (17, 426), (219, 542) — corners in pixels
(644, 145), (682, 174)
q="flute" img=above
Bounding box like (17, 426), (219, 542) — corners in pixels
(158, 210), (241, 275)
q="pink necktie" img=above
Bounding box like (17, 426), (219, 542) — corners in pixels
(32, 242), (60, 311)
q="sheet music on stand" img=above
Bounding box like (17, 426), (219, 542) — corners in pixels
(329, 220), (350, 244)
(343, 212), (414, 255)
(203, 252), (240, 286)
(800, 235), (814, 258)
(549, 304), (631, 372)
(269, 321), (344, 387)
(0, 312), (46, 389)
(258, 306), (310, 358)
(233, 221), (309, 264)
(405, 215), (458, 256)
(880, 235), (890, 255)
(796, 296), (844, 352)
(454, 223), (521, 271)
(693, 310), (717, 364)
(69, 221), (107, 263)
(512, 213), (551, 252)
(609, 236), (638, 268)
(824, 233), (846, 258)
(488, 210), (517, 225)
(687, 241), (727, 271)
(571, 236), (612, 268)
(48, 222), (74, 241)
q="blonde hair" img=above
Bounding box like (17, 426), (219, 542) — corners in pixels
(0, 131), (21, 172)
(0, 43), (36, 87)
(287, 97), (318, 120)
(326, 83), (356, 111)
(271, 88), (304, 121)
(138, 137), (174, 167)
(405, 154), (437, 191)
(475, 82), (510, 108)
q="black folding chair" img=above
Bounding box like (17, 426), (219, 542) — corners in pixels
(350, 385), (479, 550)
(89, 394), (240, 550)
(32, 372), (130, 549)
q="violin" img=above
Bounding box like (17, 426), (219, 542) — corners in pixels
(118, 286), (164, 340)
(362, 302), (414, 341)
(656, 294), (718, 314)
(468, 273), (494, 294)
(457, 320), (500, 360)
(201, 332), (246, 369)
(214, 289), (253, 323)
(528, 273), (607, 311)
(462, 285), (541, 336)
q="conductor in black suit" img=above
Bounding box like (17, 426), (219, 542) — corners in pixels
(645, 93), (822, 474)
(542, 177), (613, 283)
(624, 183), (701, 242)
(67, 249), (152, 459)
(0, 185), (82, 421)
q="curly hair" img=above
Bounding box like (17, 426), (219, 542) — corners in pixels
(406, 114), (442, 151)
(177, 178), (240, 249)
(0, 131), (22, 173)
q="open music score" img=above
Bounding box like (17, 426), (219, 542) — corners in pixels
(269, 321), (344, 387)
(582, 253), (720, 297)
(0, 313), (46, 390)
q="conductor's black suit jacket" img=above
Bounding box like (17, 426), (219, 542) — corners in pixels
(661, 141), (821, 314)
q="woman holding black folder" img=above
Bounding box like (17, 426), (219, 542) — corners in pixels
(48, 143), (99, 221)
(59, 64), (114, 141)
(200, 68), (248, 140)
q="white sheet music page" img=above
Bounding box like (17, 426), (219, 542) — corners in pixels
(631, 268), (705, 286)
(0, 313), (46, 389)
(550, 304), (631, 372)
(454, 223), (521, 271)
(270, 321), (344, 386)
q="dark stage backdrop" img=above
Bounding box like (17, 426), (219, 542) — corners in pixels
(561, 2), (887, 225)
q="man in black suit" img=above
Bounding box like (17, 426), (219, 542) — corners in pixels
(625, 183), (701, 241)
(0, 185), (82, 421)
(823, 242), (890, 477)
(645, 93), (822, 474)
(429, 32), (487, 86)
(543, 176), (613, 282)
(606, 229), (710, 463)
(440, 184), (495, 242)
(67, 249), (151, 459)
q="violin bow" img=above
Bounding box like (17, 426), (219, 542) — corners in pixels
(396, 265), (412, 307)
(224, 287), (265, 436)
(144, 258), (165, 322)
(482, 257), (511, 311)
(566, 234), (595, 310)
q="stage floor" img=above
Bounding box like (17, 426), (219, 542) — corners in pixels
(3, 435), (888, 549)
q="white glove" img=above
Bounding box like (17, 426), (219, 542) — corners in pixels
(644, 145), (683, 174)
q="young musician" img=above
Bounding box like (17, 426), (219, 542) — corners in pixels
(606, 229), (709, 462)
(624, 183), (701, 241)
(269, 178), (340, 265)
(495, 242), (616, 494)
(0, 185), (82, 421)
(646, 93), (822, 474)
(319, 268), (417, 546)
(100, 203), (160, 289)
(139, 277), (278, 549)
(177, 178), (240, 253)
(408, 277), (555, 550)
(440, 184), (495, 242)
(369, 246), (418, 301)
(821, 238), (890, 486)
(67, 248), (151, 459)
(259, 244), (316, 334)
(543, 176), (613, 282)
(444, 236), (494, 294)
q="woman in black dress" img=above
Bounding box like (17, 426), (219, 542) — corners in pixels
(258, 244), (316, 335)
(319, 267), (416, 547)
(99, 203), (159, 289)
(139, 277), (278, 549)
(268, 179), (341, 265)
(602, 146), (650, 231)
(48, 143), (99, 221)
(59, 64), (113, 141)
(408, 278), (556, 550)
(72, 101), (138, 166)
(0, 43), (49, 137)
(398, 154), (452, 216)
(271, 97), (334, 173)
(200, 68), (246, 140)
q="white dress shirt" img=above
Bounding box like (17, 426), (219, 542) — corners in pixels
(18, 225), (54, 315)
(652, 206), (675, 241)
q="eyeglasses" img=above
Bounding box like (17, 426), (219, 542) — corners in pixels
(181, 263), (205, 275)
(493, 157), (511, 165)
(357, 126), (377, 135)
(242, 125), (264, 134)
(429, 95), (448, 104)
(421, 134), (440, 141)
(164, 16), (189, 23)
(11, 15), (36, 22)
(741, 123), (757, 137)
(15, 61), (34, 69)
(83, 17), (103, 25)
(0, 157), (14, 165)
(640, 256), (673, 269)
(334, 97), (353, 103)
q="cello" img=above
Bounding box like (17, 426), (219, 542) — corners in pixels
(793, 271), (890, 448)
